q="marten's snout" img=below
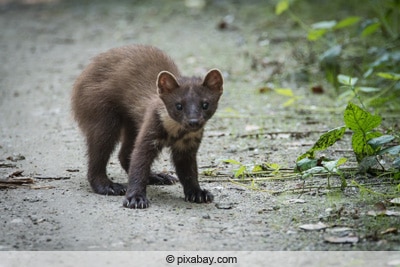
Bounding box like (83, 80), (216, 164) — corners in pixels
(188, 118), (200, 127)
(186, 118), (204, 131)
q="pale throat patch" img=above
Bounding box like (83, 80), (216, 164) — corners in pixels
(157, 107), (203, 150)
(158, 108), (183, 137)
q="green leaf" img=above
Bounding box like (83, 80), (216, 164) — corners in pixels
(297, 126), (346, 161)
(252, 164), (263, 173)
(344, 103), (381, 132)
(296, 158), (319, 172)
(368, 135), (395, 149)
(275, 0), (289, 15)
(267, 163), (280, 171)
(344, 103), (382, 162)
(361, 22), (380, 37)
(311, 127), (347, 153)
(311, 20), (337, 29)
(338, 74), (358, 86)
(308, 29), (327, 41)
(274, 88), (294, 97)
(319, 45), (342, 62)
(377, 72), (400, 80)
(283, 98), (296, 107)
(393, 157), (400, 169)
(338, 89), (356, 102)
(322, 157), (347, 172)
(301, 166), (327, 179)
(379, 145), (400, 156)
(223, 159), (242, 165)
(234, 165), (247, 178)
(352, 131), (382, 162)
(337, 157), (348, 166)
(363, 68), (374, 78)
(334, 16), (361, 29)
(357, 87), (380, 93)
(358, 156), (379, 173)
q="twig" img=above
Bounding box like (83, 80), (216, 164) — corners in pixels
(0, 177), (35, 185)
(0, 177), (35, 189)
(207, 129), (352, 139)
(30, 185), (56, 190)
(0, 163), (17, 168)
(203, 174), (300, 182)
(34, 175), (70, 180)
(228, 179), (279, 194)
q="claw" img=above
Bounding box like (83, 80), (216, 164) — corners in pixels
(107, 188), (115, 196)
(92, 182), (127, 196)
(185, 189), (214, 204)
(123, 194), (150, 209)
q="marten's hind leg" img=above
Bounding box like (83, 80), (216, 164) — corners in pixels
(148, 172), (179, 185)
(118, 121), (137, 174)
(86, 115), (126, 195)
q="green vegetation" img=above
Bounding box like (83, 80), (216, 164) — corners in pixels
(296, 100), (400, 189)
(276, 0), (400, 110)
(222, 0), (400, 194)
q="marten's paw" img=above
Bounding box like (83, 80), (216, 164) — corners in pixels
(185, 189), (214, 204)
(92, 182), (126, 196)
(148, 172), (179, 185)
(123, 193), (150, 209)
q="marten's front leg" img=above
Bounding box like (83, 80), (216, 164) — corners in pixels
(123, 125), (161, 209)
(172, 144), (213, 204)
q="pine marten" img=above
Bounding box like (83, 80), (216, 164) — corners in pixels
(71, 45), (223, 209)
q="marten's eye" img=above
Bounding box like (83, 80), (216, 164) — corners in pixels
(176, 103), (183, 111)
(202, 102), (209, 110)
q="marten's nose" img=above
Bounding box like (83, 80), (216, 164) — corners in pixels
(188, 119), (200, 128)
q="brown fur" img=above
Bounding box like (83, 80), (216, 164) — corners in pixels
(71, 45), (223, 209)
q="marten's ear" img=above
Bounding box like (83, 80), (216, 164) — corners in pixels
(157, 71), (179, 95)
(203, 69), (223, 95)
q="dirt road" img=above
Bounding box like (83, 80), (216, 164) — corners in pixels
(0, 0), (399, 251)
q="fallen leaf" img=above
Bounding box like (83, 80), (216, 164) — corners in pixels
(311, 85), (324, 94)
(324, 235), (359, 244)
(380, 227), (398, 235)
(368, 210), (400, 217)
(299, 222), (328, 231)
(215, 203), (234, 210)
(326, 227), (353, 234)
(258, 87), (273, 94)
(367, 210), (378, 216)
(287, 199), (306, 204)
(385, 210), (400, 216)
(390, 198), (400, 205)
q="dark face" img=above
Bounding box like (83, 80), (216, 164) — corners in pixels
(161, 82), (221, 131)
(157, 69), (224, 132)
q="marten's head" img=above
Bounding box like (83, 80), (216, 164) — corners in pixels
(157, 69), (223, 132)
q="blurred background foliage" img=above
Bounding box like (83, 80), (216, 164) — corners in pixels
(275, 0), (400, 111)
